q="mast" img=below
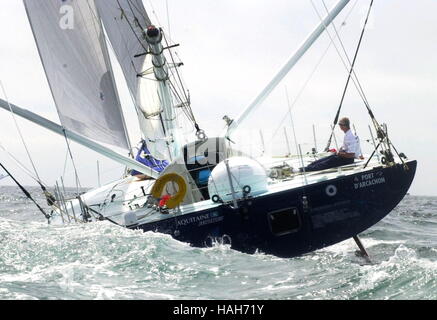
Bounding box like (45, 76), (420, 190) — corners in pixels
(224, 0), (351, 139)
(95, 0), (186, 161)
(144, 25), (179, 161)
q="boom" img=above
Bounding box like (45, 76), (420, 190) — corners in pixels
(0, 98), (160, 179)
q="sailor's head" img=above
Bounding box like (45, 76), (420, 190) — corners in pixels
(338, 117), (350, 131)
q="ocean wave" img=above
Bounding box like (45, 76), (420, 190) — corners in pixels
(0, 191), (436, 300)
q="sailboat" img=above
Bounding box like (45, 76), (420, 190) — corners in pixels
(0, 0), (416, 259)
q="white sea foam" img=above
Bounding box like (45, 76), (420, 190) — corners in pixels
(0, 187), (436, 300)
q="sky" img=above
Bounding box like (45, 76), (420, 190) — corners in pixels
(0, 0), (436, 196)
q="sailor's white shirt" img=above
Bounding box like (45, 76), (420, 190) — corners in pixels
(341, 130), (362, 159)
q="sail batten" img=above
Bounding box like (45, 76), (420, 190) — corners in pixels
(24, 0), (130, 150)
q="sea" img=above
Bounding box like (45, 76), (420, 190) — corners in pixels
(0, 186), (436, 301)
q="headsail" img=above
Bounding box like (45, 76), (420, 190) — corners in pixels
(23, 0), (130, 150)
(95, 0), (183, 161)
(94, 0), (151, 110)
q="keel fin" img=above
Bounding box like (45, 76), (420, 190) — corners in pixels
(353, 235), (371, 263)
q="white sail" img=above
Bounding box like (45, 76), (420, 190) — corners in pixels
(23, 0), (130, 150)
(95, 0), (181, 161)
(94, 0), (151, 106)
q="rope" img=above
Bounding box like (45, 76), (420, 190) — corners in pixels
(324, 0), (374, 151)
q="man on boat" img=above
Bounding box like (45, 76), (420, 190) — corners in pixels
(301, 117), (362, 172)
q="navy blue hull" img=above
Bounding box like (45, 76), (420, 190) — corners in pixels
(133, 161), (417, 258)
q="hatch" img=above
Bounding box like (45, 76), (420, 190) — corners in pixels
(268, 207), (301, 236)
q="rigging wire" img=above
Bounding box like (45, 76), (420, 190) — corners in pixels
(161, 32), (199, 129)
(147, 0), (164, 29)
(62, 148), (69, 179)
(166, 0), (171, 40)
(0, 81), (43, 183)
(268, 0), (359, 144)
(126, 0), (147, 30)
(320, 0), (372, 108)
(167, 69), (196, 126)
(284, 86), (299, 156)
(122, 1), (172, 148)
(127, 0), (149, 23)
(145, 2), (190, 113)
(113, 1), (199, 140)
(311, 0), (370, 110)
(167, 79), (195, 123)
(0, 161), (50, 220)
(315, 1), (405, 166)
(117, 0), (149, 53)
(140, 11), (198, 132)
(162, 56), (186, 108)
(92, 1), (143, 77)
(313, 0), (406, 166)
(0, 142), (46, 186)
(62, 129), (83, 195)
(324, 0), (374, 151)
(270, 44), (331, 142)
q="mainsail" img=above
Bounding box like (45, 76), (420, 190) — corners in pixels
(23, 0), (130, 150)
(95, 0), (182, 161)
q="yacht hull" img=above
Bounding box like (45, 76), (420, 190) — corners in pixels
(132, 160), (417, 258)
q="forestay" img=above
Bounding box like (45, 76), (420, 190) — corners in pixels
(23, 0), (130, 149)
